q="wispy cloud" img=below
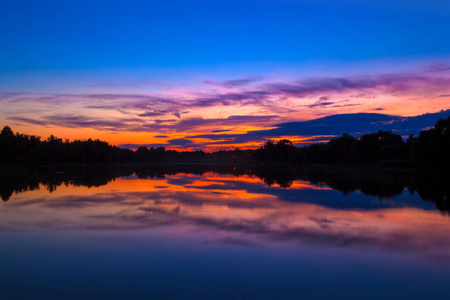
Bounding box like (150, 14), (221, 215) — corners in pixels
(7, 115), (144, 131)
(8, 117), (48, 126)
(426, 65), (450, 73)
(204, 76), (265, 88)
(3, 71), (449, 116)
(167, 138), (194, 146)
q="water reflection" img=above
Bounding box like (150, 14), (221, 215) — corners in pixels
(1, 165), (449, 212)
(1, 165), (450, 263)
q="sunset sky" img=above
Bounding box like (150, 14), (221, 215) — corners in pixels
(1, 0), (449, 151)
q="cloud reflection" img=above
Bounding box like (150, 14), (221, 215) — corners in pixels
(1, 172), (450, 262)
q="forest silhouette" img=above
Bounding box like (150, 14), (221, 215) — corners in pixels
(1, 116), (449, 165)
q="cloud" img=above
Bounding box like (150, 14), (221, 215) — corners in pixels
(45, 115), (144, 130)
(164, 115), (278, 132)
(331, 103), (361, 108)
(85, 105), (129, 115)
(308, 99), (339, 108)
(204, 237), (262, 248)
(185, 109), (450, 146)
(167, 138), (194, 146)
(7, 114), (145, 131)
(85, 79), (162, 88)
(138, 111), (170, 117)
(426, 66), (450, 73)
(6, 113), (278, 135)
(119, 139), (202, 150)
(254, 110), (450, 138)
(4, 71), (450, 111)
(118, 143), (168, 149)
(261, 74), (450, 98)
(138, 110), (181, 119)
(8, 117), (48, 126)
(203, 76), (264, 88)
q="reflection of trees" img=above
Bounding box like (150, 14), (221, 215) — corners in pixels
(0, 165), (448, 214)
(0, 166), (133, 201)
(412, 169), (450, 214)
(302, 166), (409, 198)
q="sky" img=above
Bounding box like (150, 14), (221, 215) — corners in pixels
(0, 0), (449, 150)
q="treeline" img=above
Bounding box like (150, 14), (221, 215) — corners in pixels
(0, 116), (449, 165)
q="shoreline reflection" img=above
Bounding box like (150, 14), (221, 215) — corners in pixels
(1, 165), (449, 213)
(1, 167), (450, 263)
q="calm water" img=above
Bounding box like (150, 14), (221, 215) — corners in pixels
(0, 165), (449, 300)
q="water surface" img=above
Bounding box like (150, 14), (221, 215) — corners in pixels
(1, 165), (449, 299)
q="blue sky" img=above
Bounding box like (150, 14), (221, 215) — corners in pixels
(1, 0), (449, 72)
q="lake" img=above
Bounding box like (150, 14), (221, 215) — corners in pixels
(0, 165), (449, 299)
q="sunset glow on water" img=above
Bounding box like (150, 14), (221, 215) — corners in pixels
(1, 167), (449, 299)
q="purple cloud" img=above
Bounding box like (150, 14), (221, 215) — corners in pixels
(118, 143), (168, 149)
(204, 76), (264, 88)
(167, 138), (194, 146)
(119, 139), (203, 150)
(138, 110), (170, 117)
(8, 117), (48, 126)
(7, 113), (278, 134)
(7, 114), (145, 132)
(5, 72), (450, 120)
(166, 115), (278, 132)
(307, 98), (353, 109)
(184, 109), (450, 147)
(426, 65), (450, 73)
